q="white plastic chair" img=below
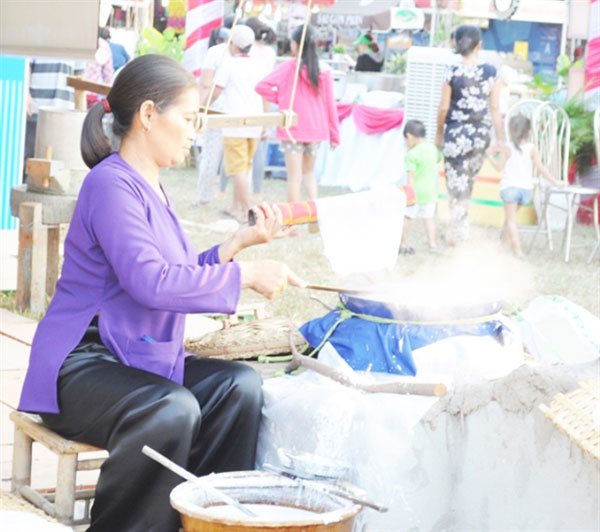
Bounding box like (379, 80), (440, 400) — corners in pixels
(528, 101), (600, 262)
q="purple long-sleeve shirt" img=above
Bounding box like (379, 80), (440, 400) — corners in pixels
(18, 154), (241, 414)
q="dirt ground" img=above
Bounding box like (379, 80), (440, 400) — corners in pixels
(160, 166), (600, 324)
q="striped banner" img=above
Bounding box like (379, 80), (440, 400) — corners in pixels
(586, 0), (600, 110)
(183, 0), (224, 78)
(0, 56), (27, 230)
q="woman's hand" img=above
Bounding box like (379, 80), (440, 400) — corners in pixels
(217, 204), (295, 263)
(330, 141), (338, 150)
(435, 133), (443, 151)
(239, 260), (306, 299)
(236, 203), (294, 249)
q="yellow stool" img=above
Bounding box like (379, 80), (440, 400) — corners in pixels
(10, 410), (107, 526)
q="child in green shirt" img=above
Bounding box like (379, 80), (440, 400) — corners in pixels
(400, 119), (441, 254)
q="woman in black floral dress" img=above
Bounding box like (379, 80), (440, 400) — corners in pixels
(436, 25), (506, 244)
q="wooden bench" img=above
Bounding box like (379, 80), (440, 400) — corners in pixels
(10, 410), (108, 526)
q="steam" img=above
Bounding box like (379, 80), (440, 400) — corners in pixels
(339, 233), (536, 320)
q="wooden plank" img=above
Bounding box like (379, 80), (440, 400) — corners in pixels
(11, 425), (32, 492)
(46, 226), (60, 297)
(199, 111), (297, 130)
(19, 485), (56, 517)
(77, 457), (107, 471)
(65, 76), (298, 128)
(10, 411), (103, 454)
(16, 202), (47, 314)
(55, 453), (77, 523)
(25, 158), (64, 180)
(66, 76), (110, 96)
(27, 168), (72, 195)
(74, 89), (87, 111)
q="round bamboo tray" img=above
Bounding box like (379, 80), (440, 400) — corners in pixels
(539, 378), (600, 462)
(185, 318), (306, 360)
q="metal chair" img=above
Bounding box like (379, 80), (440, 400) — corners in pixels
(528, 101), (600, 262)
(504, 99), (543, 143)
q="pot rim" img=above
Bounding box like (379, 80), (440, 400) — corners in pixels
(170, 471), (362, 527)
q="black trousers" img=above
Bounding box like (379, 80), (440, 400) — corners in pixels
(41, 323), (263, 532)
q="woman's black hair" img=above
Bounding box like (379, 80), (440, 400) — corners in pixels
(403, 119), (426, 138)
(81, 54), (197, 169)
(223, 15), (235, 29)
(453, 25), (482, 56)
(508, 114), (531, 152)
(99, 27), (111, 40)
(245, 17), (277, 45)
(208, 26), (228, 48)
(292, 24), (319, 91)
(364, 32), (379, 53)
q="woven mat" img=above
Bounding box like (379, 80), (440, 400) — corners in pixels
(0, 490), (57, 521)
(185, 318), (306, 360)
(539, 378), (600, 462)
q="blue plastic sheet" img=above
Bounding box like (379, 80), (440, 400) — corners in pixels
(300, 309), (506, 375)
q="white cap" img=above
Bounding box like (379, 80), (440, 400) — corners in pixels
(230, 25), (255, 50)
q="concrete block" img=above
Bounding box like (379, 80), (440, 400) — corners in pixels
(10, 186), (76, 225)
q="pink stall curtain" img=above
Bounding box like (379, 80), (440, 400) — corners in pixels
(336, 103), (404, 135)
(586, 0), (600, 92)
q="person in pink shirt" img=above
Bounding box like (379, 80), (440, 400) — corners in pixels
(255, 25), (340, 209)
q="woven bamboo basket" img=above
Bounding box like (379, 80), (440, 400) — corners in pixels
(185, 318), (307, 360)
(539, 378), (600, 462)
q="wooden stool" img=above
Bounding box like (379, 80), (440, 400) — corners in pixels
(10, 410), (107, 526)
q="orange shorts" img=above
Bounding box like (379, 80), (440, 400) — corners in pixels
(223, 137), (259, 176)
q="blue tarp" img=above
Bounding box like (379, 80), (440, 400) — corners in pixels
(300, 309), (506, 375)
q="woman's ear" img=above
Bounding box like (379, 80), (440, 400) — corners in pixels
(139, 99), (156, 131)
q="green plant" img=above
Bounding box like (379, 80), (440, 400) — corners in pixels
(383, 52), (406, 75)
(332, 44), (347, 54)
(561, 96), (596, 174)
(136, 27), (185, 62)
(527, 54), (584, 97)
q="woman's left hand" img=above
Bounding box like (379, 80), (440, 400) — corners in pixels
(235, 203), (293, 250)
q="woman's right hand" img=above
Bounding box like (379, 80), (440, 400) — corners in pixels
(239, 260), (306, 299)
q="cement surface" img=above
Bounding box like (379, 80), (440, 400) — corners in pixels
(258, 356), (600, 531)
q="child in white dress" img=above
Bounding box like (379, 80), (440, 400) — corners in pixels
(489, 114), (562, 257)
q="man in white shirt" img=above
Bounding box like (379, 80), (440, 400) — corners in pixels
(196, 27), (229, 204)
(208, 24), (265, 221)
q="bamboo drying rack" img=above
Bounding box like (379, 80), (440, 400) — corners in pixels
(539, 378), (599, 462)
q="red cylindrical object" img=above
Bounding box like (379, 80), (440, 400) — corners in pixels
(249, 185), (416, 226)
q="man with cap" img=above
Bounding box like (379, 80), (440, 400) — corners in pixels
(205, 24), (266, 222)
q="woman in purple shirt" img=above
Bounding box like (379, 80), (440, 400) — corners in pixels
(18, 55), (303, 532)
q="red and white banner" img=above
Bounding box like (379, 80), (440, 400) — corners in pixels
(184, 0), (224, 78)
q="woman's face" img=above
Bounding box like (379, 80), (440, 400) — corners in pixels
(147, 87), (200, 168)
